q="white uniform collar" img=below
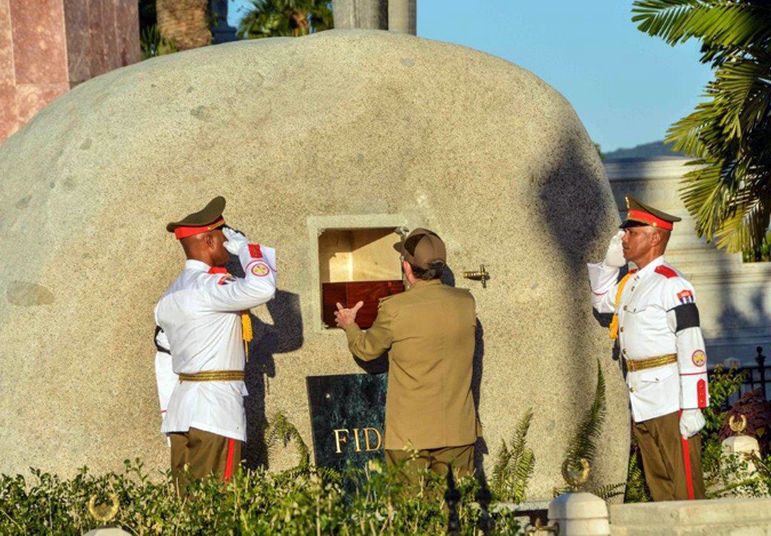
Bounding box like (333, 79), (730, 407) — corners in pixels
(184, 259), (212, 272)
(634, 255), (666, 277)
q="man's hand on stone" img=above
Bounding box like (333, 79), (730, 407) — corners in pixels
(335, 301), (363, 329)
(604, 230), (626, 268)
(679, 409), (706, 438)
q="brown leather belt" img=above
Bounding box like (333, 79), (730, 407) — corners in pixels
(178, 370), (245, 382)
(626, 354), (677, 372)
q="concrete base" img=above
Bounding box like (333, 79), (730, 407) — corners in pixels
(610, 498), (771, 535)
(549, 492), (610, 535)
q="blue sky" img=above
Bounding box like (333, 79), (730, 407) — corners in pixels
(228, 0), (713, 152)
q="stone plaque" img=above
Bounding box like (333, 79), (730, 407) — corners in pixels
(306, 373), (387, 471)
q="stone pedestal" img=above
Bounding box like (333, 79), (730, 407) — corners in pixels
(0, 0), (140, 143)
(548, 492), (610, 536)
(722, 435), (760, 459)
(722, 434), (762, 493)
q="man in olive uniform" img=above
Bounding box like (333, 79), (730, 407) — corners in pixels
(154, 196), (276, 488)
(334, 228), (478, 484)
(588, 196), (709, 501)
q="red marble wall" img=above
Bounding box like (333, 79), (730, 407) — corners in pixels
(0, 0), (140, 143)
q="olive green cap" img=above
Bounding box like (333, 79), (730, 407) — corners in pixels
(621, 195), (681, 230)
(166, 196), (226, 237)
(393, 228), (446, 270)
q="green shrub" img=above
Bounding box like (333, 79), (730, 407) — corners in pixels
(0, 459), (522, 534)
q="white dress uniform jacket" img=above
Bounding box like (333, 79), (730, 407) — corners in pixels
(588, 256), (709, 423)
(154, 242), (276, 441)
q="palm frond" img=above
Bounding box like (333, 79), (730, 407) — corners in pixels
(238, 0), (332, 39)
(640, 0), (771, 255)
(633, 1), (771, 56)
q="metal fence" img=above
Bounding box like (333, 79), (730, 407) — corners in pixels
(709, 346), (768, 408)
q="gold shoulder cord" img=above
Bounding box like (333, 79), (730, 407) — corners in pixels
(608, 272), (633, 340)
(241, 312), (253, 361)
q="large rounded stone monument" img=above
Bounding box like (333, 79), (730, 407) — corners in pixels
(0, 30), (628, 499)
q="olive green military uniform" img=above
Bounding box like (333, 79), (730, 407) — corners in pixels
(343, 279), (478, 480)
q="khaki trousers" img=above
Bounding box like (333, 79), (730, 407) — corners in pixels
(385, 444), (475, 486)
(170, 427), (241, 491)
(633, 411), (705, 501)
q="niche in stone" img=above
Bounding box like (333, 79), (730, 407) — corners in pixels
(319, 228), (404, 328)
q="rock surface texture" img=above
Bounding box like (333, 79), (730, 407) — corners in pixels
(0, 30), (627, 499)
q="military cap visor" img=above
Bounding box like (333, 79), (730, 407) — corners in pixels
(393, 228), (447, 270)
(166, 196), (227, 239)
(620, 195), (681, 231)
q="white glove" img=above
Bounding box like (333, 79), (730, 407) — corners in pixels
(223, 227), (248, 255)
(679, 409), (706, 438)
(603, 230), (626, 268)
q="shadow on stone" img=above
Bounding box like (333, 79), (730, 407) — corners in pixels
(244, 289), (304, 469)
(537, 135), (620, 489)
(227, 250), (304, 469)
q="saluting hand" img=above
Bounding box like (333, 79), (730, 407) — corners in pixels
(223, 227), (248, 255)
(334, 301), (364, 329)
(604, 230), (626, 268)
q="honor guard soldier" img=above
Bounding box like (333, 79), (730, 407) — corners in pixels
(153, 196), (276, 489)
(588, 195), (709, 501)
(334, 228), (479, 485)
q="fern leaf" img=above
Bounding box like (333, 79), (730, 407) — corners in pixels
(491, 409), (535, 503)
(564, 361), (607, 469)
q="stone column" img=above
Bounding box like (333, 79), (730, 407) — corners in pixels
(0, 0), (140, 144)
(387, 0), (416, 35)
(332, 0), (387, 30)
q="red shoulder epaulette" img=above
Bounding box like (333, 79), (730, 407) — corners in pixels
(248, 244), (263, 259)
(654, 265), (678, 278)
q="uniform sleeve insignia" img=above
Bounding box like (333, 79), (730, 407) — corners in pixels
(248, 244), (263, 259)
(691, 349), (706, 367)
(250, 261), (270, 277)
(677, 289), (694, 304)
(654, 265), (678, 278)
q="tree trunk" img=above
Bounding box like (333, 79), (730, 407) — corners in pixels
(332, 0), (388, 30)
(156, 0), (212, 50)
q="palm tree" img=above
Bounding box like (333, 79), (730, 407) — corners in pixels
(156, 0), (212, 50)
(633, 0), (771, 258)
(238, 0), (334, 39)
